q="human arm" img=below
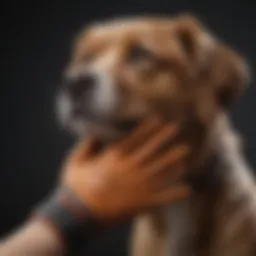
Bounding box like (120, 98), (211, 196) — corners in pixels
(0, 117), (191, 256)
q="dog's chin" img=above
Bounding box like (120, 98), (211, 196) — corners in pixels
(65, 118), (120, 140)
(64, 114), (140, 142)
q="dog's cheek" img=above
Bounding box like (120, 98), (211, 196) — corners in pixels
(115, 93), (150, 121)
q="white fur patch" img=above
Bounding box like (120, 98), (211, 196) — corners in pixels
(56, 91), (72, 126)
(92, 72), (118, 117)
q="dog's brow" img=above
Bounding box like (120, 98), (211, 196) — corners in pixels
(89, 20), (162, 40)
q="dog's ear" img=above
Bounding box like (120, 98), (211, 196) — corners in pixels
(174, 14), (215, 72)
(211, 44), (250, 108)
(174, 14), (250, 108)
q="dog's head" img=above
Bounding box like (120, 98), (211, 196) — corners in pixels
(57, 14), (249, 146)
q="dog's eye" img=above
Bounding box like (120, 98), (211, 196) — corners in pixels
(127, 45), (154, 63)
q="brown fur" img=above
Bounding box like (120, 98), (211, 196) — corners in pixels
(62, 14), (255, 256)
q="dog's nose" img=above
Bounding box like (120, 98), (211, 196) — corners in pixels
(66, 73), (97, 99)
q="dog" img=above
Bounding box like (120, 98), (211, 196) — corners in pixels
(57, 14), (256, 256)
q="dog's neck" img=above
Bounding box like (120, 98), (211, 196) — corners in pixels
(182, 113), (232, 194)
(93, 113), (238, 195)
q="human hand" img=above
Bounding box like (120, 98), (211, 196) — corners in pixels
(62, 117), (191, 222)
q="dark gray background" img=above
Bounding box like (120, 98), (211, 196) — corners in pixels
(2, 0), (256, 255)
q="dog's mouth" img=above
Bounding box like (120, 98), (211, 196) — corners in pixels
(113, 119), (140, 133)
(72, 106), (140, 134)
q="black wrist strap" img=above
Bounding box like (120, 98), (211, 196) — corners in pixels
(34, 187), (101, 255)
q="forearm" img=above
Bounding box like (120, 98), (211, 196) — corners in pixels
(0, 220), (64, 256)
(0, 188), (100, 256)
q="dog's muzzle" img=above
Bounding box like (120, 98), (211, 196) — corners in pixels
(65, 72), (97, 102)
